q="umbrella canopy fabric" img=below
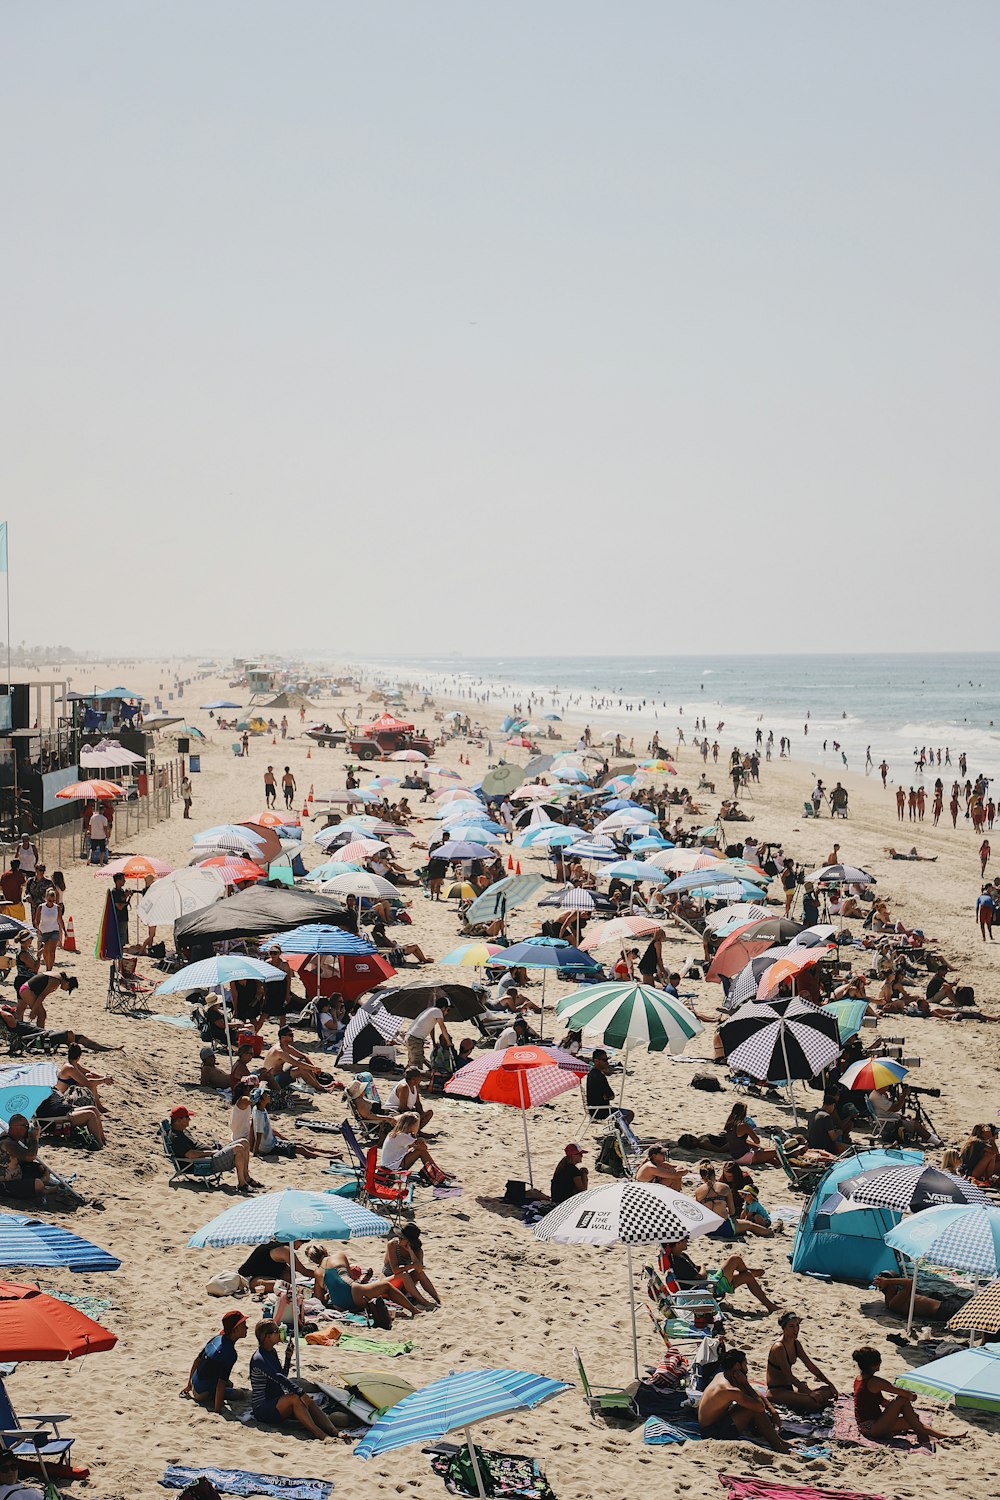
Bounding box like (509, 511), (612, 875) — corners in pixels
(885, 1204), (1000, 1278)
(724, 946), (798, 1010)
(336, 1000), (407, 1068)
(188, 1189), (390, 1249)
(174, 886), (349, 946)
(720, 996), (841, 1082)
(379, 982), (486, 1022)
(0, 1281), (117, 1359)
(897, 1342), (1000, 1412)
(0, 1085), (54, 1129)
(440, 942), (503, 967)
(822, 998), (870, 1042)
(463, 876), (545, 925)
(302, 860), (364, 883)
(192, 824), (268, 851)
(839, 1058), (909, 1091)
(443, 882), (478, 901)
(55, 780), (127, 801)
(354, 1368), (570, 1462)
(837, 1163), (992, 1214)
(755, 948), (827, 1001)
(137, 866), (227, 926)
(486, 939), (601, 973)
(322, 839), (388, 863)
(702, 902), (770, 933)
(432, 841), (495, 862)
(947, 1280), (1000, 1335)
(481, 765), (525, 796)
(554, 982), (703, 1056)
(98, 855), (172, 881)
(445, 1045), (587, 1104)
(534, 1180), (723, 1246)
(0, 1213), (120, 1272)
(579, 916), (667, 952)
(707, 931), (782, 983)
(603, 860), (667, 884)
(197, 855), (264, 885)
(442, 826), (502, 844)
(261, 925), (376, 956)
(322, 872), (398, 900)
(554, 887), (596, 911)
(806, 863), (875, 885)
(156, 955), (285, 995)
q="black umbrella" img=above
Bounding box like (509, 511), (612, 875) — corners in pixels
(730, 916), (803, 945)
(377, 981), (487, 1022)
(720, 995), (841, 1121)
(834, 1164), (992, 1215)
(336, 998), (406, 1068)
(723, 947), (795, 1012)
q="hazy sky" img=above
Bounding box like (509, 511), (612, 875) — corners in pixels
(2, 4), (997, 658)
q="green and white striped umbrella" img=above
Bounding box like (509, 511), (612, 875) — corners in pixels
(554, 982), (703, 1055)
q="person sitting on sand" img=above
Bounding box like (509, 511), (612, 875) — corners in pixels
(959, 1123), (1000, 1185)
(722, 1102), (779, 1167)
(250, 1319), (344, 1439)
(663, 1235), (777, 1313)
(308, 1244), (419, 1318)
(261, 1026), (335, 1094)
(379, 1112), (447, 1183)
(698, 1348), (790, 1451)
(249, 1085), (342, 1161)
(635, 1144), (684, 1190)
(872, 1274), (972, 1326)
(0, 1114), (55, 1200)
(199, 1045), (233, 1091)
(184, 1309), (248, 1413)
(852, 1346), (950, 1442)
(0, 1443), (45, 1499)
(766, 1311), (836, 1412)
(383, 1223), (441, 1310)
(368, 918), (432, 967)
(238, 1239), (313, 1292)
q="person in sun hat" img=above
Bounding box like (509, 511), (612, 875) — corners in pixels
(168, 1104), (259, 1192)
(550, 1142), (589, 1205)
(184, 1309), (249, 1413)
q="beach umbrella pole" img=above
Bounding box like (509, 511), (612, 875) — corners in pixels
(618, 1046), (630, 1108)
(518, 1070), (534, 1188)
(905, 1259), (919, 1338)
(627, 1243), (639, 1382)
(778, 1024), (797, 1126)
(289, 1265), (302, 1377)
(219, 985), (234, 1072)
(463, 1426), (488, 1500)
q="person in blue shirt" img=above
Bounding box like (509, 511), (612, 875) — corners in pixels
(249, 1319), (342, 1439)
(184, 1310), (247, 1413)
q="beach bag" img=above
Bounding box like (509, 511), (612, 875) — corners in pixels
(206, 1269), (245, 1297)
(596, 1133), (627, 1178)
(690, 1072), (721, 1092)
(955, 985), (976, 1006)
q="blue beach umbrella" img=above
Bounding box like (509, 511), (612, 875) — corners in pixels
(688, 879), (764, 901)
(189, 1189), (390, 1375)
(566, 839), (620, 862)
(886, 1204), (1000, 1334)
(627, 835), (671, 852)
(155, 955), (285, 995)
(0, 1212), (120, 1272)
(260, 925), (376, 956)
(463, 874), (545, 925)
(444, 826), (503, 843)
(0, 1086), (53, 1129)
(604, 860), (668, 884)
(898, 1343), (1000, 1412)
(432, 841), (495, 862)
(354, 1367), (571, 1492)
(302, 860), (364, 883)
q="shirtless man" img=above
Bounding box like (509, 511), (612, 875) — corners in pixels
(261, 1026), (335, 1093)
(765, 1311), (837, 1412)
(698, 1349), (791, 1451)
(634, 1144), (684, 1191)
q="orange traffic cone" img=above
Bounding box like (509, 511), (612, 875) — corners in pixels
(515, 861), (522, 875)
(507, 854), (514, 870)
(306, 746), (312, 759)
(308, 785), (314, 802)
(272, 734), (277, 745)
(301, 804), (309, 820)
(63, 916), (77, 953)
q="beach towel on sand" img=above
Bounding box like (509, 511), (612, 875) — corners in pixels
(429, 1444), (554, 1499)
(831, 1393), (935, 1452)
(161, 1468), (332, 1499)
(720, 1477), (887, 1500)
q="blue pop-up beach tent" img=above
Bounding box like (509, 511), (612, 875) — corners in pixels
(791, 1147), (922, 1283)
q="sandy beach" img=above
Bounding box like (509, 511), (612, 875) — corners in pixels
(7, 657), (1000, 1500)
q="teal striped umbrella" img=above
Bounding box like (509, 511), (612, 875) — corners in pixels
(555, 982), (703, 1055)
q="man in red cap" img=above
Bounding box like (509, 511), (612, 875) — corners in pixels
(550, 1142), (589, 1205)
(184, 1309), (248, 1413)
(168, 1105), (257, 1192)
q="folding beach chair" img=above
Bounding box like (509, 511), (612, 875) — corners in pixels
(0, 1373), (75, 1481)
(158, 1120), (223, 1188)
(105, 960), (153, 1017)
(572, 1347), (637, 1422)
(774, 1137), (827, 1195)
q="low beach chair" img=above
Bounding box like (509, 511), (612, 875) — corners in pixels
(573, 1347), (637, 1422)
(0, 1374), (75, 1479)
(774, 1136), (826, 1195)
(106, 960), (153, 1017)
(158, 1120), (223, 1188)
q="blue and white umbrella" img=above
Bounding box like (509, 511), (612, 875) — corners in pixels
(443, 826), (503, 844)
(354, 1367), (571, 1492)
(260, 924), (376, 956)
(0, 1211), (120, 1272)
(155, 955), (285, 995)
(190, 1189), (390, 1375)
(886, 1204), (1000, 1331)
(432, 841), (495, 862)
(302, 860), (364, 883)
(0, 1085), (54, 1130)
(515, 825), (584, 849)
(462, 874), (545, 924)
(566, 838), (620, 863)
(192, 824), (268, 851)
(604, 860), (668, 884)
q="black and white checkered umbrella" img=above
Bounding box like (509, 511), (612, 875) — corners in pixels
(723, 946), (794, 1012)
(836, 1164), (992, 1214)
(806, 863), (875, 886)
(336, 998), (405, 1067)
(720, 996), (841, 1083)
(534, 1180), (722, 1246)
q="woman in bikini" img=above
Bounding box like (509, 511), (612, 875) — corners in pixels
(765, 1312), (836, 1412)
(722, 1102), (779, 1167)
(852, 1346), (949, 1442)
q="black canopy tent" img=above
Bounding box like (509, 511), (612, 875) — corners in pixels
(175, 884), (352, 949)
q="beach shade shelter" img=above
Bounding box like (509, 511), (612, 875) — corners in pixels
(378, 982), (486, 1023)
(443, 882), (478, 901)
(155, 955), (285, 996)
(192, 824), (269, 853)
(790, 1148), (921, 1283)
(201, 699), (242, 709)
(98, 856), (172, 882)
(664, 867), (762, 896)
(441, 827), (502, 845)
(337, 999), (407, 1068)
(440, 942), (503, 968)
(260, 925), (388, 1004)
(317, 839), (388, 865)
(188, 1190), (390, 1375)
(722, 946), (803, 1011)
(604, 860), (667, 884)
(534, 1182), (723, 1379)
(197, 855), (263, 886)
(462, 875), (545, 928)
(431, 841), (496, 863)
(702, 902), (770, 933)
(174, 886), (349, 947)
(54, 781), (127, 803)
(719, 996), (841, 1122)
(481, 765), (525, 797)
(836, 1163), (992, 1216)
(707, 930), (786, 984)
(555, 982), (703, 1107)
(755, 948), (828, 1001)
(947, 1280), (1000, 1339)
(322, 872), (399, 901)
(579, 916), (668, 952)
(838, 1058), (909, 1091)
(137, 866), (226, 927)
(445, 1045), (587, 1186)
(302, 860), (363, 884)
(0, 1282), (117, 1359)
(485, 937), (602, 1033)
(261, 925), (376, 958)
(822, 998), (870, 1043)
(897, 1342), (1000, 1412)
(565, 838), (620, 863)
(805, 863), (876, 886)
(885, 1205), (1000, 1334)
(688, 878), (764, 903)
(353, 1367), (570, 1493)
(0, 1213), (120, 1273)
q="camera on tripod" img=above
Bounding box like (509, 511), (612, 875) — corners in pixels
(906, 1084), (940, 1099)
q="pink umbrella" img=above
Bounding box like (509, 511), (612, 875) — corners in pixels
(445, 1045), (587, 1186)
(334, 838), (389, 862)
(97, 856), (172, 881)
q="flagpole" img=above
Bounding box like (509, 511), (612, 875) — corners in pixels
(4, 523), (17, 841)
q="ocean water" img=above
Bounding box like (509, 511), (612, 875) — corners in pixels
(357, 653), (1000, 786)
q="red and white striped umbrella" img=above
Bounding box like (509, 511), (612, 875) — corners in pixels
(56, 780), (127, 801)
(445, 1045), (587, 1187)
(332, 839), (389, 863)
(580, 916), (668, 952)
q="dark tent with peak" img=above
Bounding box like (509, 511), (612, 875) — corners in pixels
(263, 691), (315, 710)
(175, 884), (351, 950)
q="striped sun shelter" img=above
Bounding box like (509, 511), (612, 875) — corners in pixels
(554, 982), (703, 1055)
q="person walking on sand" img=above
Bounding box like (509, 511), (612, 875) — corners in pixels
(895, 786), (905, 821)
(981, 840), (991, 876)
(240, 731), (249, 757)
(281, 766), (296, 810)
(950, 791), (960, 828)
(181, 775), (193, 819)
(879, 760), (888, 787)
(263, 765), (277, 808)
(977, 885), (995, 942)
